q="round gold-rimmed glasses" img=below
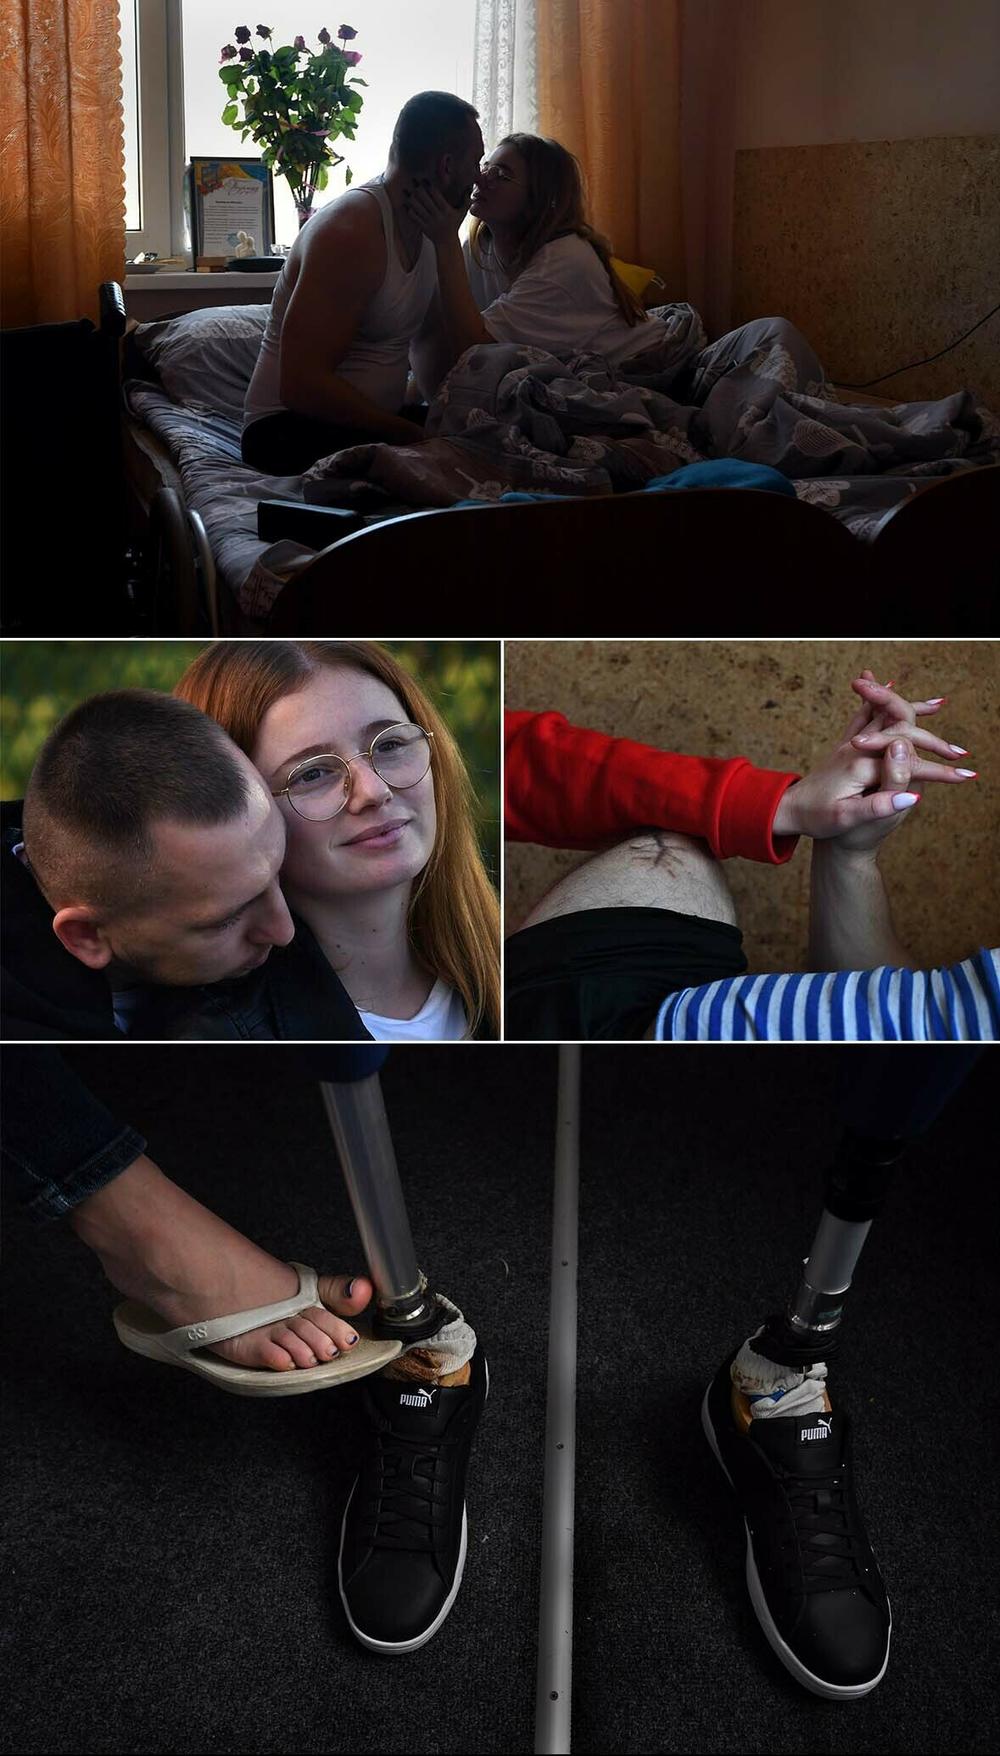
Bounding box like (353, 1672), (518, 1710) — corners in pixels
(272, 724), (434, 821)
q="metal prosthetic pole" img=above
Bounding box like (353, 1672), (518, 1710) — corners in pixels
(319, 1074), (444, 1344)
(753, 1130), (907, 1368)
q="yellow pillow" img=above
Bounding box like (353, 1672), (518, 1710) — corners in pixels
(610, 256), (659, 298)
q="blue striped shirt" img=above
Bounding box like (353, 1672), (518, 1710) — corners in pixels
(654, 948), (1000, 1041)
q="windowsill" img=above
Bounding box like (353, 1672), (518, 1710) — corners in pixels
(124, 271), (281, 290)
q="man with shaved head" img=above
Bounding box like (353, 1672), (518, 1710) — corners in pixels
(4, 687), (484, 1655)
(4, 689), (299, 1037)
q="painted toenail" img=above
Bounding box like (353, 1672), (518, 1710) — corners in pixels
(344, 1279), (356, 1299)
(346, 1334), (358, 1346)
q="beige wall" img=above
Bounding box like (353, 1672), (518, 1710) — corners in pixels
(505, 640), (1000, 973)
(732, 0), (1000, 148)
(681, 0), (1000, 341)
(731, 134), (1000, 404)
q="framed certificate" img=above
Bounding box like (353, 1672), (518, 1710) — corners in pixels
(188, 158), (276, 266)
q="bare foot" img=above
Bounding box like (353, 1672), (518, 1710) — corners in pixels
(71, 1154), (373, 1372)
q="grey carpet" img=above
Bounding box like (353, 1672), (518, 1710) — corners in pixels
(2, 1046), (556, 1756)
(3, 1047), (996, 1754)
(574, 1047), (998, 1755)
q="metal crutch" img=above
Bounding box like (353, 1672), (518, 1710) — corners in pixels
(534, 1044), (580, 1756)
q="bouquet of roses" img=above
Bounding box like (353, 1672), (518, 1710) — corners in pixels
(219, 23), (366, 226)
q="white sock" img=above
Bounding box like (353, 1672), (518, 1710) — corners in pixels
(400, 1292), (476, 1376)
(731, 1324), (828, 1421)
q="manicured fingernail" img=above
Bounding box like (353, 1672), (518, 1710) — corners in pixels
(855, 732), (872, 743)
(954, 769), (977, 778)
(892, 792), (920, 809)
(949, 744), (969, 755)
(883, 681), (894, 689)
(926, 697), (946, 705)
(890, 740), (909, 760)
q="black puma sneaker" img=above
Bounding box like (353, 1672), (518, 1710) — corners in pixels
(338, 1348), (488, 1653)
(701, 1349), (891, 1699)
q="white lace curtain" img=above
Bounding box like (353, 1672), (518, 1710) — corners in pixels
(473, 0), (539, 146)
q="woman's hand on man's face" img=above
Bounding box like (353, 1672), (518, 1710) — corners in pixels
(772, 670), (976, 849)
(402, 177), (468, 245)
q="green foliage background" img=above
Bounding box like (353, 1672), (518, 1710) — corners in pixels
(1, 642), (500, 882)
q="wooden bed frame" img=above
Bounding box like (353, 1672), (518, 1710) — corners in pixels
(266, 466), (999, 637)
(112, 285), (998, 639)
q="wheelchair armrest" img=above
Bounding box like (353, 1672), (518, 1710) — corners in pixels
(100, 282), (127, 338)
(257, 499), (366, 547)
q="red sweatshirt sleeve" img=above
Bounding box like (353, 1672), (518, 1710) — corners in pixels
(504, 709), (800, 865)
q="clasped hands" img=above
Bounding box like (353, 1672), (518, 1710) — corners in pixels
(772, 670), (976, 852)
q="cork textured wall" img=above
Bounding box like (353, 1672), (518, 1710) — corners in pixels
(504, 641), (999, 972)
(731, 135), (1000, 408)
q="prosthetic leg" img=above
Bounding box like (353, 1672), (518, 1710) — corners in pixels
(703, 1049), (980, 1699)
(750, 1041), (980, 1371)
(748, 1129), (905, 1372)
(319, 1072), (448, 1353)
(321, 1065), (486, 1655)
(701, 1128), (905, 1698)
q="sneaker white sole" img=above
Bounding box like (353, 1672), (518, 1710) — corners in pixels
(339, 1357), (488, 1655)
(700, 1382), (892, 1701)
(339, 1489), (468, 1655)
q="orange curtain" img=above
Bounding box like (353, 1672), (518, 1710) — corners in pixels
(1, 1), (125, 327)
(536, 0), (684, 292)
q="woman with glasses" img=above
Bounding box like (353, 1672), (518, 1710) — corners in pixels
(405, 132), (836, 426)
(407, 133), (666, 393)
(173, 641), (499, 1041)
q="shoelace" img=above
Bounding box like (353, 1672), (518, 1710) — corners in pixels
(779, 1469), (869, 1594)
(365, 1433), (450, 1553)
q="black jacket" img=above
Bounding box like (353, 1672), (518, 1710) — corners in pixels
(1, 803), (370, 1042)
(154, 922), (373, 1040)
(3, 805), (124, 1039)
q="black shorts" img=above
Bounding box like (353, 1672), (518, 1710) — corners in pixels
(504, 906), (747, 1041)
(242, 404), (427, 475)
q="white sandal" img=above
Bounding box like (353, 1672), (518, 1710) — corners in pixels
(112, 1262), (401, 1397)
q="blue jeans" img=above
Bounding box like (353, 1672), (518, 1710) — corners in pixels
(2, 1047), (391, 1224)
(2, 1048), (148, 1224)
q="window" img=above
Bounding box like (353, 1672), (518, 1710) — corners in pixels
(123, 1), (476, 260)
(121, 0), (181, 258)
(121, 1), (141, 232)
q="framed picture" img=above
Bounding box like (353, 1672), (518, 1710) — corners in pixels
(187, 157), (275, 266)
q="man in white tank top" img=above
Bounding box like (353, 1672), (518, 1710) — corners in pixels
(243, 92), (484, 475)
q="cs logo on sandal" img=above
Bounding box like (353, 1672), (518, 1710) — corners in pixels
(187, 1323), (209, 1341)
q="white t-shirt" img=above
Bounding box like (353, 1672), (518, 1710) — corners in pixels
(358, 977), (468, 1043)
(463, 233), (667, 366)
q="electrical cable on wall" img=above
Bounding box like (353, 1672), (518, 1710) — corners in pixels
(836, 301), (1000, 389)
